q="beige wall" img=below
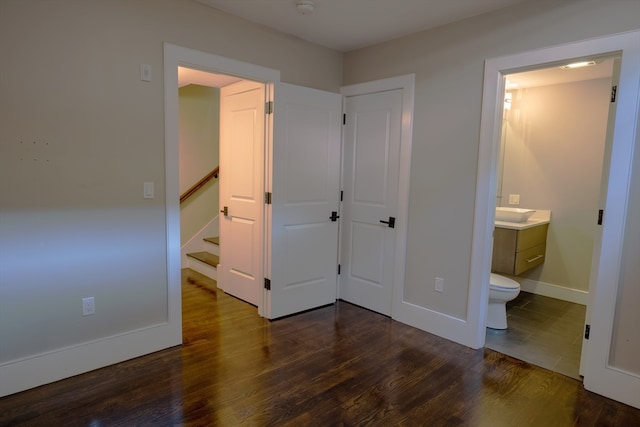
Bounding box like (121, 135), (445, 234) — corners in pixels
(343, 0), (640, 319)
(500, 78), (610, 292)
(179, 84), (219, 246)
(0, 0), (342, 367)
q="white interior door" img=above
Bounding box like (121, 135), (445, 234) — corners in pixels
(582, 47), (640, 408)
(580, 56), (620, 376)
(339, 89), (403, 316)
(219, 80), (265, 306)
(266, 82), (342, 319)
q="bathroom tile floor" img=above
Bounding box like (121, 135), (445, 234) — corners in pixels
(485, 291), (586, 380)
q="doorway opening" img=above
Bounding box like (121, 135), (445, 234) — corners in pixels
(177, 66), (265, 311)
(484, 56), (617, 379)
(471, 31), (640, 407)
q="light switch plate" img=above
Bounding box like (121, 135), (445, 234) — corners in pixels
(140, 64), (152, 82)
(144, 182), (154, 199)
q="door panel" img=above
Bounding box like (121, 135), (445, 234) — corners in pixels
(350, 222), (384, 285)
(267, 82), (342, 319)
(220, 81), (264, 306)
(340, 89), (403, 316)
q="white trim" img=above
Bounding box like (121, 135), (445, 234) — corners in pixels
(471, 31), (640, 407)
(164, 43), (281, 326)
(518, 279), (588, 306)
(340, 74), (416, 331)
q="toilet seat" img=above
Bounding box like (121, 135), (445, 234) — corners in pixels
(489, 273), (519, 290)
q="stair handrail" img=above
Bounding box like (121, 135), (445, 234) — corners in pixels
(180, 166), (219, 204)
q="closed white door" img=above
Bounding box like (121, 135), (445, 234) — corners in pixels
(339, 89), (403, 316)
(266, 82), (342, 319)
(219, 80), (265, 306)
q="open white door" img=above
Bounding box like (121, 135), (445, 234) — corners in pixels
(265, 82), (342, 319)
(579, 56), (620, 376)
(219, 80), (265, 306)
(582, 42), (640, 408)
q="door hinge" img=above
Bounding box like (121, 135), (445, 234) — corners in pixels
(611, 85), (617, 103)
(338, 264), (341, 275)
(264, 278), (271, 290)
(265, 192), (272, 204)
(585, 324), (590, 340)
(340, 190), (343, 201)
(343, 113), (346, 125)
(597, 209), (604, 225)
(266, 101), (274, 114)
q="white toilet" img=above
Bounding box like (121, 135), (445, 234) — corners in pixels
(487, 273), (521, 330)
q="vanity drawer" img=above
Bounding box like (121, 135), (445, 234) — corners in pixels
(516, 224), (548, 251)
(514, 243), (546, 275)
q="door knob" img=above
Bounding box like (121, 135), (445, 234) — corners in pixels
(329, 211), (340, 222)
(220, 206), (228, 216)
(380, 216), (396, 228)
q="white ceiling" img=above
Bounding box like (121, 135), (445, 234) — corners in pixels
(195, 0), (529, 52)
(184, 0), (616, 89)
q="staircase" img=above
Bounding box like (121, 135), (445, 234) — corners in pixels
(186, 236), (220, 282)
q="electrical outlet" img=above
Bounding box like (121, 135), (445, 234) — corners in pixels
(508, 194), (520, 205)
(435, 277), (444, 293)
(82, 297), (95, 316)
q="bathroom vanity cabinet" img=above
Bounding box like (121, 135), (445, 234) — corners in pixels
(492, 223), (549, 275)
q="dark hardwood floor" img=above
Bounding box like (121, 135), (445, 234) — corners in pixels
(2, 269), (639, 426)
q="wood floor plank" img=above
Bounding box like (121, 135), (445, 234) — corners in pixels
(1, 268), (639, 426)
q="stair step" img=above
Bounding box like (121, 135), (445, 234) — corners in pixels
(204, 236), (219, 246)
(186, 251), (219, 268)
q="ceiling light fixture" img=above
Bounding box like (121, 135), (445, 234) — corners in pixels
(296, 0), (315, 15)
(560, 60), (597, 69)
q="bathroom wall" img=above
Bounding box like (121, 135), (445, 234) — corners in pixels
(500, 78), (611, 292)
(179, 84), (219, 246)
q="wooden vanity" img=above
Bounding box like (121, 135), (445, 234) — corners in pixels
(492, 223), (549, 275)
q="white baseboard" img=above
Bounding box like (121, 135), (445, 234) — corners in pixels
(0, 322), (179, 398)
(392, 300), (481, 350)
(518, 278), (588, 306)
(181, 216), (219, 266)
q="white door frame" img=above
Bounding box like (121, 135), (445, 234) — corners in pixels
(340, 74), (415, 320)
(470, 31), (640, 405)
(163, 43), (280, 340)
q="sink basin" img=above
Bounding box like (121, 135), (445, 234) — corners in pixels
(495, 207), (536, 223)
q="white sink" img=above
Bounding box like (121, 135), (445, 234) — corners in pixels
(495, 207), (536, 223)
